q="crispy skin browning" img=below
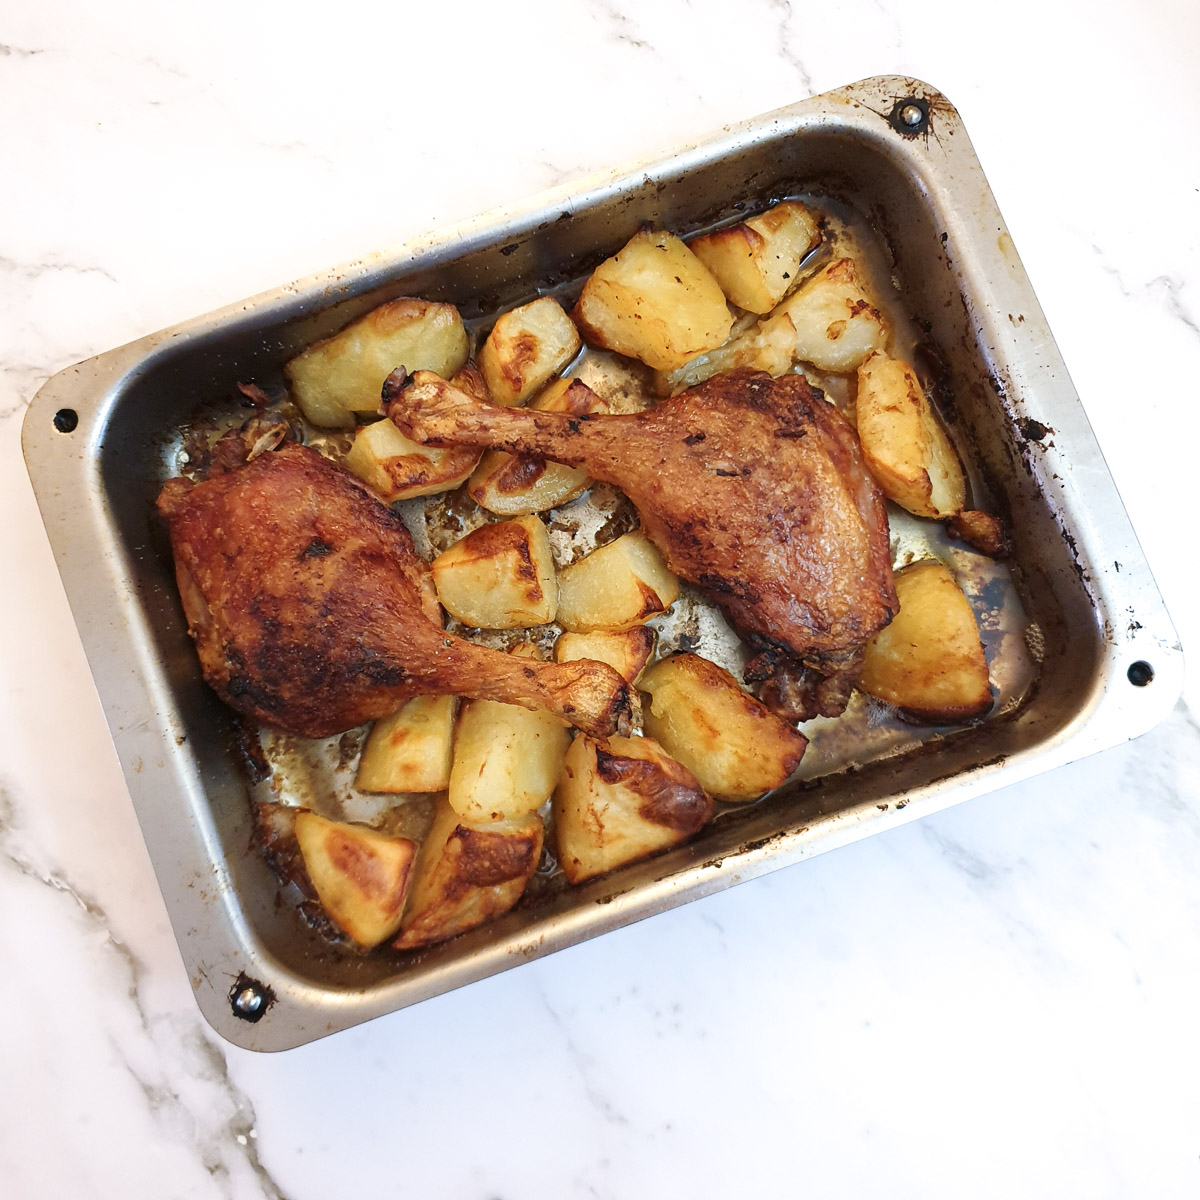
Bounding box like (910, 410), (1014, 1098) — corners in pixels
(156, 443), (632, 739)
(554, 734), (714, 884)
(393, 799), (544, 950)
(387, 368), (896, 672)
(946, 509), (1011, 559)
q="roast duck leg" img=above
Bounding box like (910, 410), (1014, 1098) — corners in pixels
(386, 367), (897, 720)
(157, 440), (633, 739)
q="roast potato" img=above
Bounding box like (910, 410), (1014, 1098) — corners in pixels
(432, 515), (557, 629)
(393, 795), (544, 951)
(775, 257), (888, 372)
(477, 296), (582, 407)
(293, 810), (417, 949)
(639, 654), (808, 801)
(344, 362), (485, 499)
(448, 694), (571, 823)
(468, 377), (606, 515)
(553, 626), (656, 685)
(556, 532), (679, 633)
(286, 297), (469, 428)
(689, 201), (821, 313)
(344, 417), (478, 501)
(856, 353), (966, 518)
(572, 230), (733, 371)
(858, 560), (993, 722)
(355, 695), (458, 794)
(946, 509), (1011, 559)
(554, 734), (714, 884)
(652, 310), (798, 396)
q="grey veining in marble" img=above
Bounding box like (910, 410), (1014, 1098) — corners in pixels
(2, 1), (1198, 1197)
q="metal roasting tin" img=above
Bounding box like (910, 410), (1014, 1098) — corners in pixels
(22, 76), (1183, 1050)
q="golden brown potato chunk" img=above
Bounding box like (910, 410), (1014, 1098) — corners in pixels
(858, 560), (993, 722)
(856, 353), (966, 518)
(554, 734), (714, 884)
(553, 626), (656, 685)
(556, 532), (679, 633)
(392, 795), (544, 951)
(448, 694), (571, 822)
(293, 811), (417, 949)
(478, 296), (582, 407)
(344, 362), (486, 500)
(652, 310), (798, 397)
(639, 654), (808, 801)
(286, 297), (468, 427)
(432, 515), (557, 629)
(946, 509), (1011, 559)
(775, 257), (888, 372)
(690, 201), (822, 313)
(355, 695), (458, 794)
(468, 378), (607, 515)
(572, 230), (733, 371)
(344, 418), (478, 501)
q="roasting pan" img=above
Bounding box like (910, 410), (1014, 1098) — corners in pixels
(22, 76), (1182, 1050)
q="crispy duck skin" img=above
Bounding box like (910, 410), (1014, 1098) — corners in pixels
(386, 368), (897, 675)
(156, 442), (632, 739)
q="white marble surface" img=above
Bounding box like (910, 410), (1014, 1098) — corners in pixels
(3, 1), (1199, 1196)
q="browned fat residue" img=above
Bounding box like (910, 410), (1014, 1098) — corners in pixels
(453, 826), (539, 888)
(328, 830), (413, 911)
(501, 333), (542, 390)
(1019, 417), (1053, 443)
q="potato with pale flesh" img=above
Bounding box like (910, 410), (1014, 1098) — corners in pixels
(393, 795), (543, 950)
(652, 310), (798, 396)
(478, 296), (581, 407)
(356, 695), (457, 794)
(556, 532), (679, 633)
(554, 734), (714, 884)
(468, 378), (606, 515)
(554, 626), (656, 685)
(292, 811), (417, 949)
(858, 560), (993, 722)
(448, 694), (571, 822)
(690, 201), (821, 314)
(639, 654), (808, 801)
(856, 353), (966, 518)
(572, 230), (733, 371)
(775, 257), (887, 372)
(432, 515), (557, 629)
(286, 297), (469, 428)
(344, 363), (485, 499)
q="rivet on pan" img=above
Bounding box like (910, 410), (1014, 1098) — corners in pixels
(889, 97), (930, 136)
(53, 408), (79, 433)
(1127, 660), (1154, 687)
(229, 973), (274, 1023)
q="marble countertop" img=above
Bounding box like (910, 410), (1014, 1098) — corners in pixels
(3, 2), (1198, 1196)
